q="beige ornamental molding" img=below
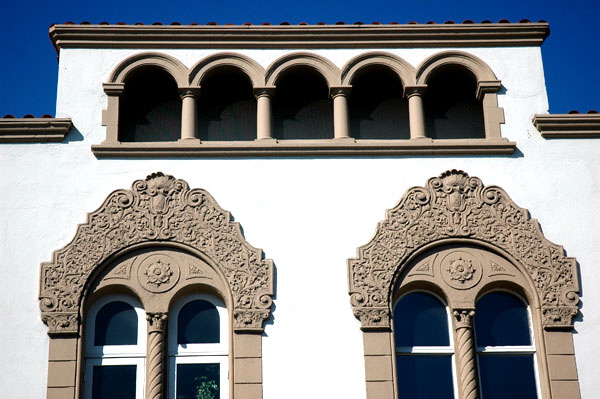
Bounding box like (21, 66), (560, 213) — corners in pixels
(348, 170), (580, 330)
(0, 118), (72, 142)
(49, 22), (550, 52)
(39, 172), (275, 336)
(533, 113), (600, 138)
(91, 138), (516, 157)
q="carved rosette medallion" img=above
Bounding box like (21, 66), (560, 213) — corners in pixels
(137, 254), (180, 293)
(40, 172), (274, 335)
(441, 251), (482, 290)
(348, 170), (580, 330)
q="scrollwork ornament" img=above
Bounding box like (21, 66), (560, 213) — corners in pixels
(348, 170), (580, 329)
(40, 172), (274, 335)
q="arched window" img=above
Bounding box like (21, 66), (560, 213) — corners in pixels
(197, 67), (256, 141)
(168, 294), (229, 399)
(84, 295), (146, 399)
(272, 67), (333, 140)
(475, 292), (538, 398)
(393, 292), (455, 398)
(349, 65), (410, 139)
(424, 65), (485, 139)
(119, 66), (182, 142)
(348, 171), (581, 399)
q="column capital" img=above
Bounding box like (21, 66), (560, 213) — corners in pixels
(253, 86), (276, 98)
(102, 82), (125, 96)
(476, 80), (502, 100)
(330, 85), (352, 98)
(404, 84), (427, 98)
(179, 86), (201, 99)
(453, 309), (476, 329)
(147, 312), (168, 333)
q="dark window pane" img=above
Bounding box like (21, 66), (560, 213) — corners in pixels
(178, 300), (220, 344)
(394, 293), (450, 347)
(396, 355), (454, 398)
(94, 301), (138, 346)
(177, 363), (220, 399)
(92, 365), (136, 399)
(475, 293), (531, 347)
(478, 355), (537, 399)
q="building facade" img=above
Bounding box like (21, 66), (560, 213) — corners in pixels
(1, 21), (599, 399)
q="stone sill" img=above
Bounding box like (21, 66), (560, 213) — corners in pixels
(0, 118), (72, 142)
(533, 114), (600, 138)
(92, 138), (516, 157)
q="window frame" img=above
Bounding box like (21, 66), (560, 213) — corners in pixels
(83, 294), (147, 399)
(168, 293), (230, 399)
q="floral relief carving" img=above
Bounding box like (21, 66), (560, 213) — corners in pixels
(348, 170), (580, 330)
(39, 172), (274, 335)
(137, 254), (180, 293)
(441, 250), (482, 290)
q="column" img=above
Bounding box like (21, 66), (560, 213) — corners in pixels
(254, 87), (275, 140)
(405, 85), (427, 139)
(101, 83), (125, 143)
(330, 86), (352, 139)
(453, 309), (479, 399)
(179, 87), (200, 141)
(146, 312), (168, 399)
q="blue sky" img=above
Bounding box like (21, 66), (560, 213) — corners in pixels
(1, 0), (598, 117)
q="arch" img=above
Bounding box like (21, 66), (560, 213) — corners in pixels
(416, 50), (498, 86)
(341, 51), (416, 87)
(107, 52), (189, 87)
(39, 172), (274, 336)
(189, 52), (265, 87)
(265, 52), (341, 87)
(348, 169), (579, 330)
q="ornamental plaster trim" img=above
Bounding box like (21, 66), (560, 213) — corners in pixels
(533, 113), (600, 138)
(107, 52), (189, 86)
(265, 52), (341, 88)
(0, 118), (72, 143)
(39, 172), (274, 335)
(348, 170), (580, 330)
(340, 51), (417, 87)
(188, 52), (266, 87)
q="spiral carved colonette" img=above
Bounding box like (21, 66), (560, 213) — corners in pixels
(146, 312), (168, 399)
(39, 172), (274, 335)
(454, 310), (478, 399)
(348, 170), (580, 330)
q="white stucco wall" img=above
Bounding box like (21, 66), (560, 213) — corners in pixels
(1, 45), (598, 398)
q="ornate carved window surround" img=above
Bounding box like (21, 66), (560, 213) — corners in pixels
(348, 170), (581, 398)
(40, 172), (274, 399)
(93, 51), (514, 157)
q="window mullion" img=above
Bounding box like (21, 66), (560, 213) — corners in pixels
(452, 309), (479, 399)
(146, 312), (168, 399)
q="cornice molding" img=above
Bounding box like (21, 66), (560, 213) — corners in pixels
(91, 138), (516, 157)
(0, 118), (72, 142)
(533, 113), (600, 138)
(49, 23), (550, 52)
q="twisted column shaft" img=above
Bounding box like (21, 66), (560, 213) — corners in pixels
(453, 309), (479, 399)
(146, 312), (168, 399)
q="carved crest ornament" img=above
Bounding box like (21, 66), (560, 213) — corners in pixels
(348, 170), (580, 330)
(39, 172), (274, 335)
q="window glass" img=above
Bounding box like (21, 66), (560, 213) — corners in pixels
(94, 301), (138, 346)
(92, 365), (136, 399)
(396, 355), (454, 398)
(475, 292), (531, 347)
(177, 299), (220, 344)
(176, 363), (220, 399)
(478, 355), (537, 399)
(394, 292), (450, 347)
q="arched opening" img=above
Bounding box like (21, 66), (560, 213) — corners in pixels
(119, 67), (181, 142)
(349, 66), (409, 139)
(272, 67), (333, 140)
(424, 65), (485, 139)
(197, 67), (256, 141)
